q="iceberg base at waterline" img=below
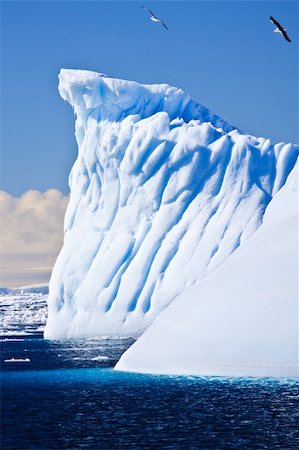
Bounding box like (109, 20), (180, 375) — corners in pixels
(115, 167), (298, 378)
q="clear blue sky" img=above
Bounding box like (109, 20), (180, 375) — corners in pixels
(1, 0), (298, 196)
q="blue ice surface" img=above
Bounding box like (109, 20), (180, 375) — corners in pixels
(1, 335), (299, 449)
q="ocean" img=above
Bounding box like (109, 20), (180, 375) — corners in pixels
(2, 333), (299, 449)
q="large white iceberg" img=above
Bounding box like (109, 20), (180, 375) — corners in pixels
(44, 69), (298, 339)
(115, 167), (298, 378)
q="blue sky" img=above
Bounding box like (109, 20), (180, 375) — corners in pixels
(1, 0), (298, 196)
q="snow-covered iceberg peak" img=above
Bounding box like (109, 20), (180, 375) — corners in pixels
(44, 69), (298, 339)
(58, 69), (236, 133)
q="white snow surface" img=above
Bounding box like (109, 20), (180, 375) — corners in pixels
(115, 167), (298, 378)
(44, 69), (298, 339)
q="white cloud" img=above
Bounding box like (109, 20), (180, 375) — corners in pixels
(0, 189), (69, 287)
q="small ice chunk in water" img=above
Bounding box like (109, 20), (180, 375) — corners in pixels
(4, 358), (30, 363)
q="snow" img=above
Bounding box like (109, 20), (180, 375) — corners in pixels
(115, 166), (298, 378)
(44, 69), (298, 339)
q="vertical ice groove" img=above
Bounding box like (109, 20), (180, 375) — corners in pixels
(44, 69), (299, 339)
(104, 219), (153, 313)
(127, 147), (218, 313)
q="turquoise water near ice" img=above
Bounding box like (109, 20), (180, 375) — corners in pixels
(2, 335), (299, 449)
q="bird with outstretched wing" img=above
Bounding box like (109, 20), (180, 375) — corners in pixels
(141, 5), (169, 30)
(270, 16), (291, 43)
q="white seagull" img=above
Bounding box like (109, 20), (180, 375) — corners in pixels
(141, 5), (169, 30)
(269, 16), (291, 43)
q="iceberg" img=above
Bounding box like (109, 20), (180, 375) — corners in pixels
(44, 69), (298, 339)
(115, 166), (298, 378)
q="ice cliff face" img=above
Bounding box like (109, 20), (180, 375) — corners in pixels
(44, 69), (298, 339)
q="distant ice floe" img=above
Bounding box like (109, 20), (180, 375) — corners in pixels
(72, 355), (110, 362)
(44, 69), (298, 339)
(0, 290), (48, 336)
(91, 355), (110, 361)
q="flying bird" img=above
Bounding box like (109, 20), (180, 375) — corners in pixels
(269, 16), (291, 43)
(141, 5), (169, 30)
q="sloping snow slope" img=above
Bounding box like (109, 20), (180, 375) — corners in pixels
(44, 69), (298, 339)
(115, 166), (298, 378)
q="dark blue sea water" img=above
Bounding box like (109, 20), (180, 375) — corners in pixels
(1, 334), (299, 449)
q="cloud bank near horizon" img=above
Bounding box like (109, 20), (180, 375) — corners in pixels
(0, 189), (69, 287)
